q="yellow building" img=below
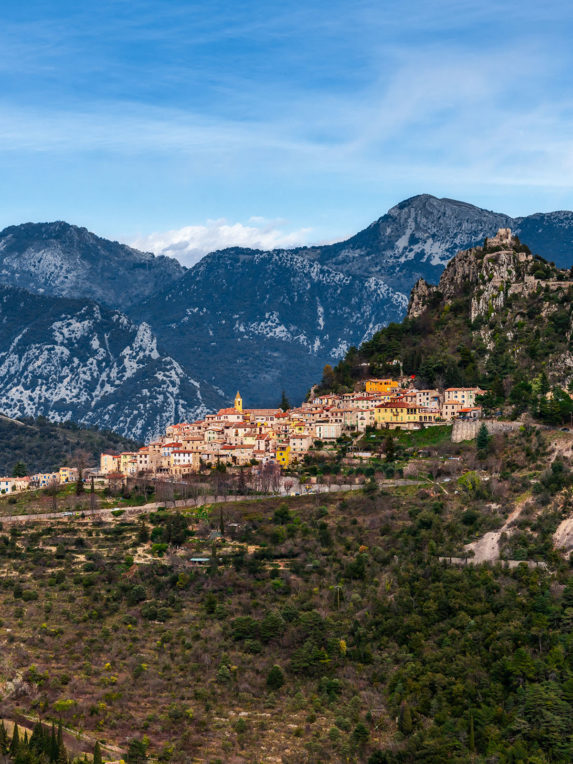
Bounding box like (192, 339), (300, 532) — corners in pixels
(276, 444), (291, 467)
(234, 390), (243, 413)
(365, 378), (400, 394)
(59, 466), (78, 483)
(375, 402), (422, 429)
(100, 453), (120, 474)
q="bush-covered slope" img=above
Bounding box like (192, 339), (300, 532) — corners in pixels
(1, 426), (572, 762)
(0, 415), (140, 475)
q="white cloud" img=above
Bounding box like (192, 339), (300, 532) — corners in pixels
(126, 218), (313, 267)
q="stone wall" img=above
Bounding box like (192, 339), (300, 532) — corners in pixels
(452, 418), (521, 443)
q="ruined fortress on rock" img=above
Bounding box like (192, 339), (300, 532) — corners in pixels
(408, 228), (573, 323)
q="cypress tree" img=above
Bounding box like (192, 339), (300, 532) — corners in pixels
(93, 741), (103, 764)
(57, 742), (68, 764)
(50, 723), (58, 762)
(0, 720), (9, 754)
(57, 722), (67, 764)
(9, 723), (20, 756)
(398, 702), (413, 735)
(30, 722), (44, 752)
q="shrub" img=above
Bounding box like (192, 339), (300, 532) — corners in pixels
(267, 664), (285, 691)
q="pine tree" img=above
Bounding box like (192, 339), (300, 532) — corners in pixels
(11, 460), (28, 477)
(93, 741), (103, 764)
(125, 738), (148, 763)
(279, 390), (291, 411)
(476, 423), (490, 456)
(266, 664), (285, 691)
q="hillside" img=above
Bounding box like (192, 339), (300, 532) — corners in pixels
(323, 228), (573, 421)
(0, 425), (572, 762)
(0, 415), (140, 476)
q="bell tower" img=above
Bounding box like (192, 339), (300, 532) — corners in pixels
(234, 391), (243, 413)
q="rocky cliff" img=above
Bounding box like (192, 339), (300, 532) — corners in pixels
(322, 229), (573, 398)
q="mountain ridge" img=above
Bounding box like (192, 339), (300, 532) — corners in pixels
(1, 196), (573, 436)
(0, 220), (186, 309)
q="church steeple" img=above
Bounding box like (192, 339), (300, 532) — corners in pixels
(234, 391), (243, 413)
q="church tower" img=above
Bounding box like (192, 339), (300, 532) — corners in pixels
(234, 391), (243, 413)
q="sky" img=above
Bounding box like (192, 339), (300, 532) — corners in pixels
(1, 0), (573, 265)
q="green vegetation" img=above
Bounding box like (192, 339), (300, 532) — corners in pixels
(318, 241), (573, 425)
(0, 415), (140, 475)
(0, 428), (572, 762)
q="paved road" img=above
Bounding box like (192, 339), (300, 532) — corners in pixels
(0, 479), (429, 525)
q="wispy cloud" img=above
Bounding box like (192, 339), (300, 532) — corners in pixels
(126, 218), (313, 266)
(1, 0), (572, 233)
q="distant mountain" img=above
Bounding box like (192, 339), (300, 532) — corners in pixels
(0, 285), (224, 440)
(0, 197), (572, 435)
(131, 248), (408, 406)
(0, 221), (185, 309)
(291, 195), (573, 292)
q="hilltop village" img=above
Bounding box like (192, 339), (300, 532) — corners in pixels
(99, 381), (484, 478)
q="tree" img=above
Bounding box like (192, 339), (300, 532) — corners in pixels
(72, 448), (90, 495)
(476, 424), (490, 457)
(125, 739), (148, 764)
(398, 701), (413, 735)
(11, 461), (28, 478)
(351, 722), (369, 749)
(383, 433), (395, 462)
(322, 364), (335, 389)
(0, 721), (9, 754)
(9, 724), (19, 756)
(279, 390), (291, 411)
(266, 664), (285, 691)
(93, 741), (103, 764)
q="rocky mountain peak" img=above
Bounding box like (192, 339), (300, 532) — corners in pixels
(407, 227), (573, 324)
(0, 221), (186, 309)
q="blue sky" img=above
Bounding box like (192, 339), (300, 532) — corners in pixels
(1, 0), (573, 263)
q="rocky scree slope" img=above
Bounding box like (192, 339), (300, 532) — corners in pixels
(131, 248), (408, 406)
(0, 285), (224, 440)
(320, 228), (573, 395)
(0, 221), (185, 310)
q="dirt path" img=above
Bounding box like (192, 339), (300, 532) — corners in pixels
(465, 501), (527, 563)
(554, 516), (573, 554)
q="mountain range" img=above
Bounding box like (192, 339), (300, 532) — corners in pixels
(0, 194), (572, 439)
